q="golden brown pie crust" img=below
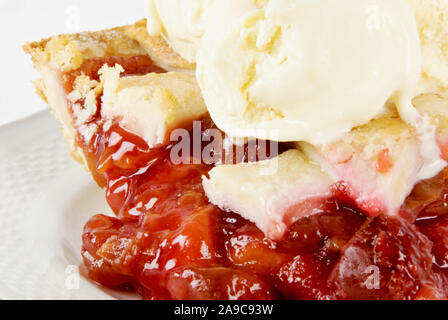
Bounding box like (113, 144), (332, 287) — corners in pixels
(23, 19), (195, 169)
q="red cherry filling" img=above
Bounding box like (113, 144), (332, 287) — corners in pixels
(414, 266), (448, 300)
(417, 215), (448, 270)
(276, 253), (336, 300)
(274, 207), (366, 300)
(165, 267), (277, 300)
(330, 215), (433, 300)
(63, 56), (448, 300)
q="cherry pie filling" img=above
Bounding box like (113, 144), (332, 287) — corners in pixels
(63, 56), (448, 300)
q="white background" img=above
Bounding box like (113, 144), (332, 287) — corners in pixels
(0, 0), (144, 126)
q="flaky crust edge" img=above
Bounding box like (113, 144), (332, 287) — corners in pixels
(23, 19), (193, 73)
(23, 19), (194, 170)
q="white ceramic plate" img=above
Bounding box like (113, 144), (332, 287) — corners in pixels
(0, 111), (137, 300)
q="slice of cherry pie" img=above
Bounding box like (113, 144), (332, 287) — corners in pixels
(25, 18), (448, 300)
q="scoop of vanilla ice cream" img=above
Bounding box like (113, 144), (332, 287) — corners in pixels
(146, 0), (447, 178)
(196, 0), (422, 145)
(146, 0), (209, 63)
(405, 0), (448, 93)
(146, 1), (448, 140)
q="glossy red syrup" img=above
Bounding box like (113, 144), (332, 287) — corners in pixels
(62, 56), (448, 300)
